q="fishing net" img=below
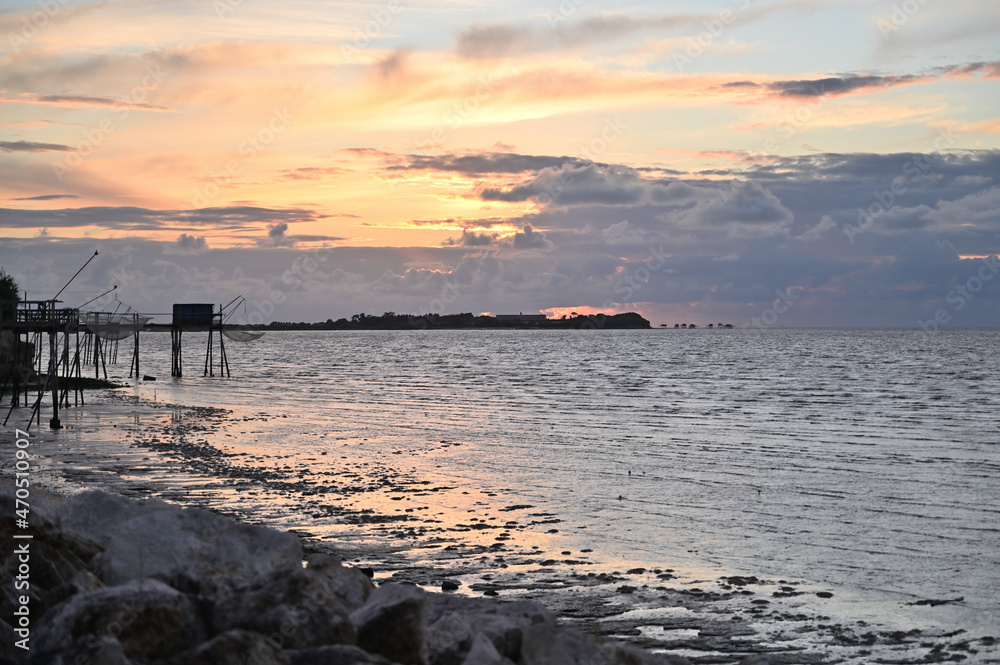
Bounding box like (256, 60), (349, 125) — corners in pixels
(82, 312), (151, 340)
(222, 329), (265, 342)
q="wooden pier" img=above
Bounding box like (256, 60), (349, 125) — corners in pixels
(1, 300), (82, 430)
(1, 299), (259, 430)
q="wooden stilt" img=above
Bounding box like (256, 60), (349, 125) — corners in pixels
(205, 329), (213, 376)
(49, 326), (60, 429)
(171, 327), (183, 377)
(129, 329), (140, 379)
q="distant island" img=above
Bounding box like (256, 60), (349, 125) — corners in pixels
(244, 311), (651, 331)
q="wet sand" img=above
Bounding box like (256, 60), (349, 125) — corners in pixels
(7, 389), (997, 664)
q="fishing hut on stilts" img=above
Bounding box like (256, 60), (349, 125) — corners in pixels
(169, 298), (262, 378)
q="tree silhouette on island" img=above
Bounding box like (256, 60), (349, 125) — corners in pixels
(249, 311), (651, 331)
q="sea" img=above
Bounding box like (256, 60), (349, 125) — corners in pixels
(20, 328), (1000, 645)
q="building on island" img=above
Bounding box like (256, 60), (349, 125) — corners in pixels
(495, 313), (549, 322)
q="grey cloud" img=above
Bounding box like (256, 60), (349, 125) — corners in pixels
(924, 185), (1000, 229)
(691, 181), (793, 229)
(934, 61), (1000, 78)
(261, 222), (294, 247)
(4, 148), (1000, 327)
(456, 13), (702, 58)
(725, 61), (999, 101)
(254, 221), (342, 248)
(165, 234), (209, 255)
(0, 205), (322, 231)
(510, 224), (554, 250)
(481, 163), (712, 209)
(6, 94), (172, 112)
(371, 49), (411, 81)
(481, 164), (653, 206)
(456, 23), (535, 60)
(444, 230), (497, 247)
(764, 74), (926, 98)
(409, 217), (513, 229)
(455, 1), (821, 59)
(11, 193), (80, 201)
(1, 140), (73, 152)
(390, 152), (590, 176)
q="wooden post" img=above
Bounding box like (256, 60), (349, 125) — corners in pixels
(220, 328), (230, 377)
(49, 325), (60, 429)
(205, 329), (213, 376)
(130, 329), (140, 379)
(171, 327), (183, 377)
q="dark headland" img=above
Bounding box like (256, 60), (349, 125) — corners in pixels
(242, 311), (651, 331)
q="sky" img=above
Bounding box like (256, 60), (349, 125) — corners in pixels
(1, 0), (998, 327)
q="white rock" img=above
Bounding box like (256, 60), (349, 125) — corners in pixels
(461, 633), (511, 665)
(306, 553), (374, 610)
(55, 490), (302, 586)
(32, 578), (205, 665)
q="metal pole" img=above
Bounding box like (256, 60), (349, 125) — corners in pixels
(53, 250), (99, 302)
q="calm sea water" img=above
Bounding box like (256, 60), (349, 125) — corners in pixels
(44, 328), (1000, 634)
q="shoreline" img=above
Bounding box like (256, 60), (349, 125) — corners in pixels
(5, 389), (996, 664)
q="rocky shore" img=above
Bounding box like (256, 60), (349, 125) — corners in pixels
(3, 483), (995, 665)
(0, 485), (687, 665)
(3, 392), (996, 664)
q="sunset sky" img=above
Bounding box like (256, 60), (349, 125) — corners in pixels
(1, 0), (998, 327)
